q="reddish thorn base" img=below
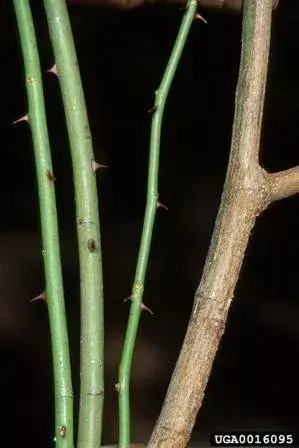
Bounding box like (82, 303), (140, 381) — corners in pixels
(91, 159), (109, 172)
(47, 63), (59, 76)
(30, 291), (46, 303)
(13, 113), (29, 125)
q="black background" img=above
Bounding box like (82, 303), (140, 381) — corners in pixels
(0, 0), (298, 446)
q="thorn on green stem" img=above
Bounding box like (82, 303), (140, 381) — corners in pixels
(47, 63), (59, 76)
(30, 291), (46, 303)
(140, 303), (154, 315)
(91, 158), (109, 173)
(13, 113), (29, 125)
(195, 13), (207, 24)
(157, 200), (168, 210)
(148, 105), (157, 115)
(118, 1), (197, 444)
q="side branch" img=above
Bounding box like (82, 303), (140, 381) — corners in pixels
(264, 166), (299, 204)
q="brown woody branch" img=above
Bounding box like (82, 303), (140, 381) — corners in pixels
(265, 166), (299, 203)
(68, 0), (279, 13)
(145, 1), (298, 447)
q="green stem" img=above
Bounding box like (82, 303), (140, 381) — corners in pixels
(13, 1), (73, 447)
(118, 2), (197, 447)
(43, 1), (104, 447)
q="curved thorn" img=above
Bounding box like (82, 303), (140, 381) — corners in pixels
(140, 302), (154, 316)
(157, 201), (168, 211)
(195, 13), (207, 24)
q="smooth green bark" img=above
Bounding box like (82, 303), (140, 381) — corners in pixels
(43, 1), (104, 447)
(118, 2), (198, 447)
(13, 1), (73, 447)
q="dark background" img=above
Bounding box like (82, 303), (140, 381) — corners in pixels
(0, 0), (299, 446)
